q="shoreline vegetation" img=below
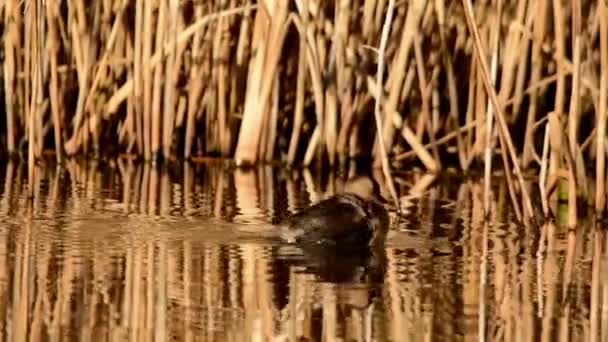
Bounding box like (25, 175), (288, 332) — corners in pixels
(1, 1), (607, 220)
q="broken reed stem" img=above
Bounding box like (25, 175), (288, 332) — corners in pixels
(374, 0), (400, 210)
(394, 121), (477, 161)
(461, 0), (535, 218)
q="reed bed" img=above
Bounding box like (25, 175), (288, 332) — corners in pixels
(1, 1), (607, 214)
(0, 160), (604, 341)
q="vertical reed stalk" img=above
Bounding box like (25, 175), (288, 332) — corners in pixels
(133, 0), (144, 155)
(3, 0), (19, 156)
(184, 3), (205, 159)
(462, 0), (535, 218)
(522, 0), (547, 168)
(162, 0), (180, 160)
(483, 0), (501, 217)
(596, 1), (608, 214)
(215, 9), (230, 157)
(46, 0), (63, 162)
(235, 1), (288, 164)
(374, 0), (427, 168)
(568, 0), (582, 228)
(265, 73), (280, 161)
(375, 0), (400, 209)
(548, 0), (565, 210)
(435, 0), (467, 169)
(287, 40), (308, 165)
(142, 0), (154, 160)
(151, 0), (166, 160)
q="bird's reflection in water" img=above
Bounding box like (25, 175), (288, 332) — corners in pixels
(279, 243), (386, 284)
(272, 240), (386, 311)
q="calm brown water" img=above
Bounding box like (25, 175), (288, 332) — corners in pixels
(0, 160), (605, 341)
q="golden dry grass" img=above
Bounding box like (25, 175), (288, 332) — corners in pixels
(1, 1), (607, 217)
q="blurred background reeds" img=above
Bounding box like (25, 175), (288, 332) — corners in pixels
(2, 0), (607, 217)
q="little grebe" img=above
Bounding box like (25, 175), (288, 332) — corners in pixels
(279, 177), (390, 248)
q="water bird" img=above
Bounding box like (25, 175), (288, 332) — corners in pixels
(278, 176), (390, 249)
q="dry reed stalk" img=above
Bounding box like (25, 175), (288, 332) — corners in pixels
(434, 0), (467, 169)
(184, 4), (206, 159)
(85, 1), (128, 143)
(133, 0), (145, 156)
(547, 0), (566, 210)
(394, 121), (477, 161)
(462, 0), (534, 219)
(27, 1), (43, 198)
(264, 73), (280, 161)
(291, 12), (326, 167)
(567, 0), (582, 229)
(64, 0), (93, 156)
(596, 1), (608, 214)
(235, 1), (289, 165)
(45, 0), (64, 162)
(324, 83), (338, 166)
(496, 0), (525, 103)
(215, 10), (230, 157)
(334, 0), (350, 101)
(23, 3), (33, 136)
(397, 63), (416, 108)
(522, 0), (547, 168)
(3, 0), (20, 156)
(335, 90), (355, 161)
(413, 36), (441, 170)
(511, 1), (534, 118)
(472, 46), (488, 159)
(151, 0), (167, 161)
(373, 0), (427, 168)
(499, 133), (524, 221)
(373, 0), (401, 210)
(463, 57), (476, 163)
(287, 40), (308, 165)
(540, 123), (550, 216)
(162, 0), (181, 160)
(482, 0), (501, 217)
(141, 0), (155, 160)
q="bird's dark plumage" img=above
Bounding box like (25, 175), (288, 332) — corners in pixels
(279, 191), (389, 248)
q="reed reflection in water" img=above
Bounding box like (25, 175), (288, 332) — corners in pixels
(0, 160), (605, 341)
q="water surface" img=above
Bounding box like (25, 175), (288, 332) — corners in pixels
(0, 160), (604, 341)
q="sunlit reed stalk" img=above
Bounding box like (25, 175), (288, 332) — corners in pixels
(2, 0), (608, 228)
(482, 0), (500, 218)
(461, 0), (534, 219)
(374, 0), (400, 210)
(597, 1), (608, 215)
